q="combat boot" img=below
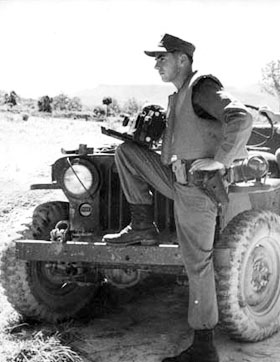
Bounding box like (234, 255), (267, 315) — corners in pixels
(162, 329), (219, 362)
(102, 204), (159, 246)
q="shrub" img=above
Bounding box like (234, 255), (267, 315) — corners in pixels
(38, 95), (53, 113)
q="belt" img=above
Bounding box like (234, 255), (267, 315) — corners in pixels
(187, 169), (221, 186)
(172, 159), (227, 186)
(172, 159), (229, 205)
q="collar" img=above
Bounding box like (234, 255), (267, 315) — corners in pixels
(169, 70), (198, 100)
(177, 70), (197, 93)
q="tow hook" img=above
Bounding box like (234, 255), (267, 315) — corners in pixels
(50, 220), (70, 243)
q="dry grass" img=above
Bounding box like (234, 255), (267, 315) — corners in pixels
(0, 111), (119, 187)
(0, 330), (83, 362)
(0, 290), (85, 362)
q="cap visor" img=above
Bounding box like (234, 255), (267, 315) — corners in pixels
(144, 50), (167, 57)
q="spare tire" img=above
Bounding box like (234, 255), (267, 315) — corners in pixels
(215, 209), (280, 341)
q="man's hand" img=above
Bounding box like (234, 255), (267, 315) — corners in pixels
(189, 158), (224, 172)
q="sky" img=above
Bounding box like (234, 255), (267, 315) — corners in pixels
(0, 0), (280, 98)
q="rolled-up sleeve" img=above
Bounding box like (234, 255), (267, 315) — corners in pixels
(193, 78), (253, 167)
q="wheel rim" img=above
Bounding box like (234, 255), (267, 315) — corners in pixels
(33, 261), (78, 293)
(241, 229), (280, 325)
(29, 261), (93, 313)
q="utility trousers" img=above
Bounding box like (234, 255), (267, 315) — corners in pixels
(115, 141), (219, 330)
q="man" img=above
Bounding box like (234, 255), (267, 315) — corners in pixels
(103, 34), (253, 362)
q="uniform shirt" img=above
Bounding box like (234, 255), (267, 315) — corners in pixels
(161, 73), (253, 166)
(191, 76), (253, 166)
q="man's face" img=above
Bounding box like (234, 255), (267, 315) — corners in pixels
(154, 52), (180, 83)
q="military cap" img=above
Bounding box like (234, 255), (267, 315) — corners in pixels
(144, 34), (195, 58)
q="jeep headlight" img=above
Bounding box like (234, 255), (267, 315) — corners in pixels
(246, 155), (269, 179)
(234, 154), (269, 182)
(63, 159), (100, 197)
(64, 164), (93, 195)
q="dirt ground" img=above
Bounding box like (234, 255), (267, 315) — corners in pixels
(1, 115), (280, 362)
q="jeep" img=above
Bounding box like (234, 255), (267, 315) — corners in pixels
(1, 105), (280, 343)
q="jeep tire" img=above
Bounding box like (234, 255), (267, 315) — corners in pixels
(0, 201), (99, 322)
(215, 209), (280, 341)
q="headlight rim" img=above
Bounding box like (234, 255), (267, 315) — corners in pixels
(61, 157), (101, 199)
(246, 154), (269, 179)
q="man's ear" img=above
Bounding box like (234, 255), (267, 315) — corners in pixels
(179, 53), (189, 66)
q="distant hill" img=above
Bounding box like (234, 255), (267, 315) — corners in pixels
(73, 84), (174, 109)
(73, 83), (279, 111)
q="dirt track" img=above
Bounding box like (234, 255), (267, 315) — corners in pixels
(1, 115), (280, 362)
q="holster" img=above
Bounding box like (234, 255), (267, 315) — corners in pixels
(199, 171), (229, 206)
(172, 160), (229, 206)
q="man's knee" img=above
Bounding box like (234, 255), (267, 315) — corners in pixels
(116, 141), (138, 154)
(115, 142), (140, 162)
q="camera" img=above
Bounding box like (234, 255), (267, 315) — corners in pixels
(101, 104), (166, 148)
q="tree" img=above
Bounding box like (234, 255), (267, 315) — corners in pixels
(102, 96), (112, 106)
(69, 96), (82, 111)
(101, 97), (121, 116)
(110, 97), (121, 115)
(38, 95), (53, 112)
(93, 105), (106, 119)
(9, 91), (17, 106)
(0, 90), (6, 105)
(4, 91), (18, 106)
(52, 93), (70, 111)
(122, 97), (142, 115)
(261, 60), (280, 110)
(102, 96), (112, 117)
(52, 94), (83, 112)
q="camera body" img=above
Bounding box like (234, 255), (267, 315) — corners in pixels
(102, 104), (166, 148)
